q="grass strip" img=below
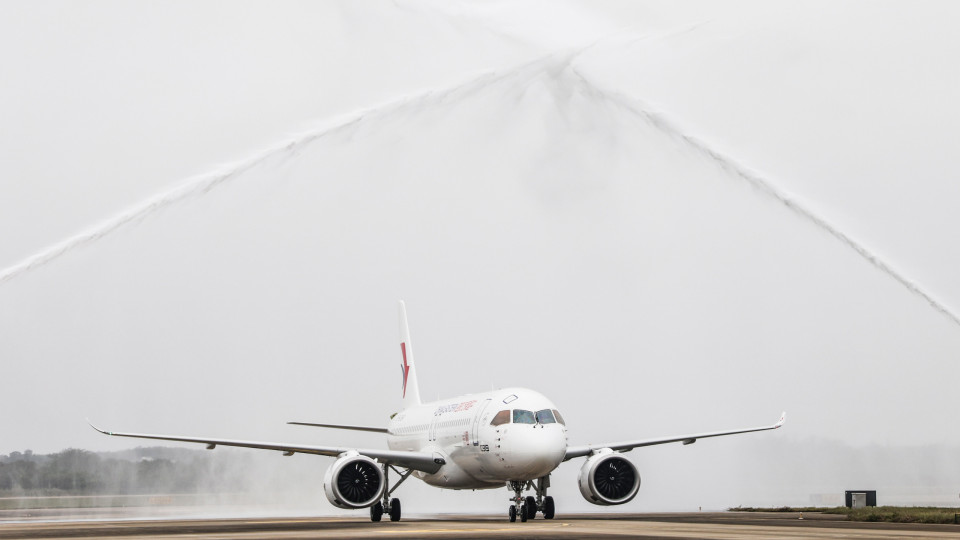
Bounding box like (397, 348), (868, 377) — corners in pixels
(729, 506), (960, 524)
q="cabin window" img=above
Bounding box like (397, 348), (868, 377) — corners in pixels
(535, 409), (556, 424)
(552, 409), (566, 425)
(490, 410), (510, 426)
(513, 409), (536, 424)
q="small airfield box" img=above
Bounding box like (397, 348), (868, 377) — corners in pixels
(844, 490), (877, 508)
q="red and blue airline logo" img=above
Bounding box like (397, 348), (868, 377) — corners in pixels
(400, 342), (410, 398)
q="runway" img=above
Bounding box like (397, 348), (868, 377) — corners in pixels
(2, 512), (960, 539)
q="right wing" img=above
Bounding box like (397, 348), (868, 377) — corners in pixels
(564, 411), (785, 461)
(287, 421), (388, 433)
(88, 421), (443, 474)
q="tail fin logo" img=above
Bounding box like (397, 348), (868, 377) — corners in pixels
(400, 342), (411, 398)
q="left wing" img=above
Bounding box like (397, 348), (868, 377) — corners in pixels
(564, 411), (785, 461)
(87, 421), (443, 474)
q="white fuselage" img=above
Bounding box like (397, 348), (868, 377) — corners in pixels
(386, 387), (567, 489)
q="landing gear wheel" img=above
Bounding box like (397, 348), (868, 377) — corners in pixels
(524, 496), (537, 520)
(389, 498), (402, 522)
(370, 501), (383, 522)
(520, 504), (528, 522)
(508, 505), (517, 522)
(543, 496), (555, 519)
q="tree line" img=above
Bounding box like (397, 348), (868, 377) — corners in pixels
(0, 447), (254, 495)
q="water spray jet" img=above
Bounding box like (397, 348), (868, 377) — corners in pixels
(569, 69), (960, 328)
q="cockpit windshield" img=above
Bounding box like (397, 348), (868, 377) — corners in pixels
(535, 409), (556, 424)
(512, 409), (536, 424)
(492, 408), (566, 426)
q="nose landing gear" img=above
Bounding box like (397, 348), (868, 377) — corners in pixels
(506, 476), (554, 522)
(508, 481), (528, 522)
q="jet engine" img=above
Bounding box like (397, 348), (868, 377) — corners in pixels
(577, 449), (640, 505)
(323, 452), (385, 509)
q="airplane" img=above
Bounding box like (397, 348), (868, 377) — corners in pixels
(90, 300), (785, 523)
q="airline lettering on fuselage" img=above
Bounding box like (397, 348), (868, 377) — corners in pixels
(433, 400), (478, 415)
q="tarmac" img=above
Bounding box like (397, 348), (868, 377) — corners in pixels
(2, 512), (960, 539)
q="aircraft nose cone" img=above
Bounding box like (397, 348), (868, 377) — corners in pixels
(501, 425), (566, 479)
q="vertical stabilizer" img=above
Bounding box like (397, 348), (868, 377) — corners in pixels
(398, 300), (422, 408)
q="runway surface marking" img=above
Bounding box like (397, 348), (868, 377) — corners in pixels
(372, 522), (569, 534)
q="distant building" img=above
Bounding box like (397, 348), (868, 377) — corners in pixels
(845, 490), (877, 508)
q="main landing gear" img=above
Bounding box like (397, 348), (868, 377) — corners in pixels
(507, 476), (555, 522)
(370, 464), (412, 522)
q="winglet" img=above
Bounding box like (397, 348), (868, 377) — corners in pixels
(775, 411), (786, 428)
(86, 418), (112, 436)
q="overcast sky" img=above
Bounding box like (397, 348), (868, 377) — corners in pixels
(2, 0), (960, 511)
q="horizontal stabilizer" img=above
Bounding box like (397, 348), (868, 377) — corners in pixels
(287, 421), (388, 433)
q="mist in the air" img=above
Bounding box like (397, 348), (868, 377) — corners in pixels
(2, 0), (960, 516)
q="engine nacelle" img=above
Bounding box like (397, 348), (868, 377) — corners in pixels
(577, 449), (641, 505)
(323, 452), (385, 509)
